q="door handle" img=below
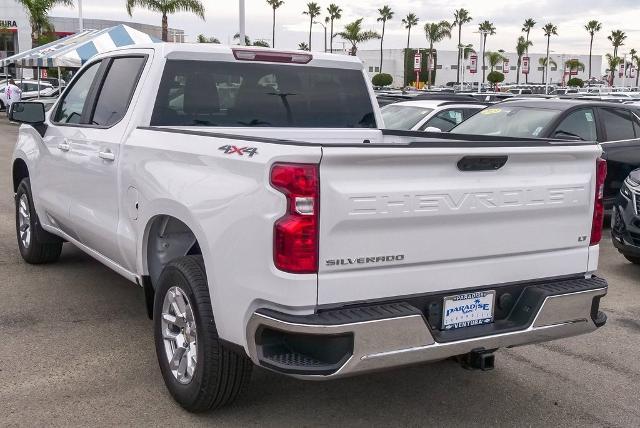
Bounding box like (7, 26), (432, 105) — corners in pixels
(57, 142), (70, 152)
(98, 150), (116, 161)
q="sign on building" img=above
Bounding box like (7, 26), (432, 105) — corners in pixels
(469, 54), (477, 74)
(414, 53), (422, 71)
(503, 59), (509, 74)
(522, 57), (530, 75)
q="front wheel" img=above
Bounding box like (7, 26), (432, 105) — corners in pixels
(154, 256), (252, 412)
(15, 178), (63, 264)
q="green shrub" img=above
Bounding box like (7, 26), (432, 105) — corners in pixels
(567, 77), (584, 88)
(487, 71), (505, 86)
(372, 73), (393, 87)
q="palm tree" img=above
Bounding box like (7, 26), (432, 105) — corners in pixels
(605, 53), (622, 85)
(377, 6), (394, 73)
(453, 8), (472, 84)
(607, 30), (627, 84)
(542, 23), (558, 90)
(538, 57), (557, 83)
(564, 59), (585, 83)
(327, 4), (342, 53)
(424, 21), (452, 88)
(516, 36), (532, 84)
(632, 52), (640, 87)
(126, 0), (205, 42)
(485, 51), (506, 69)
(266, 0), (284, 48)
(402, 13), (419, 51)
(336, 18), (380, 56)
(522, 18), (535, 83)
(584, 20), (602, 79)
(478, 20), (496, 84)
(16, 0), (74, 45)
(303, 2), (321, 50)
(233, 33), (251, 45)
(298, 42), (310, 51)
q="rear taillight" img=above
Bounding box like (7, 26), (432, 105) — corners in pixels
(271, 163), (319, 273)
(590, 158), (607, 246)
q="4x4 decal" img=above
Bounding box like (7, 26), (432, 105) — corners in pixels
(218, 145), (258, 157)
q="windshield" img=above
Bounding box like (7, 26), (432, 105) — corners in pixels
(151, 60), (376, 128)
(381, 105), (434, 130)
(451, 106), (562, 138)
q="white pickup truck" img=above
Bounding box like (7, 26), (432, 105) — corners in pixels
(10, 44), (608, 412)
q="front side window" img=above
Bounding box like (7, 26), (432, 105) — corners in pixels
(91, 57), (146, 127)
(423, 109), (466, 132)
(54, 61), (101, 124)
(151, 60), (376, 128)
(552, 109), (597, 141)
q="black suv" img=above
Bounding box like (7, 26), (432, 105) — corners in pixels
(612, 169), (640, 264)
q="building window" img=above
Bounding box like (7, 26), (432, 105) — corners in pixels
(511, 66), (516, 70)
(538, 66), (544, 71)
(451, 65), (458, 70)
(436, 65), (443, 70)
(374, 67), (380, 72)
(368, 66), (374, 72)
(551, 66), (557, 71)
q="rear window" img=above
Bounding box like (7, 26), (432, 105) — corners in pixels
(151, 60), (376, 128)
(381, 105), (433, 130)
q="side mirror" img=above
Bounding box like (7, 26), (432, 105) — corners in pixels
(9, 102), (46, 124)
(423, 126), (443, 133)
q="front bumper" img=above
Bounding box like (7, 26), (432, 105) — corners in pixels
(246, 276), (607, 379)
(611, 196), (640, 257)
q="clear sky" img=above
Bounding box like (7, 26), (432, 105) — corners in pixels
(50, 0), (640, 55)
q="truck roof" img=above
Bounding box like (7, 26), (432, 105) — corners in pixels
(104, 43), (364, 69)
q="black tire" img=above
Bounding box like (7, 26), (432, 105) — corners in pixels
(15, 178), (63, 264)
(154, 256), (252, 412)
(624, 255), (640, 265)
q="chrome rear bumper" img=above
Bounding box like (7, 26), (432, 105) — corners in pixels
(246, 278), (607, 380)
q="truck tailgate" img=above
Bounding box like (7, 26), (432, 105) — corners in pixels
(318, 143), (600, 305)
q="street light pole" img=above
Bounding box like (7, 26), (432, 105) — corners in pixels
(239, 0), (246, 46)
(314, 21), (327, 52)
(78, 0), (84, 31)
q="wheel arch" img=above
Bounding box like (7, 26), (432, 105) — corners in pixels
(12, 158), (29, 193)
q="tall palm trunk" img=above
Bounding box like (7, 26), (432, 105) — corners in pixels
(517, 57), (521, 84)
(545, 35), (551, 90)
(482, 34), (487, 84)
(162, 13), (168, 42)
(272, 9), (276, 48)
(379, 21), (386, 73)
(308, 17), (313, 50)
(525, 31), (530, 83)
(588, 34), (594, 79)
(456, 25), (462, 83)
(428, 43), (434, 88)
(330, 19), (334, 53)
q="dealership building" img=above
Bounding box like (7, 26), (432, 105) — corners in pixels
(0, 1), (183, 62)
(358, 49), (607, 87)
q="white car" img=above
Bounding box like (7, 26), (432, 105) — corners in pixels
(381, 99), (487, 132)
(1, 80), (53, 110)
(9, 43), (608, 412)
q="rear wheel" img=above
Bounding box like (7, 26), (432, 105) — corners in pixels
(154, 256), (252, 412)
(623, 255), (640, 265)
(15, 178), (63, 264)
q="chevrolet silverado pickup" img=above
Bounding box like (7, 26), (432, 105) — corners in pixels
(10, 44), (608, 413)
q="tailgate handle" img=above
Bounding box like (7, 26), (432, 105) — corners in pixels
(457, 156), (508, 172)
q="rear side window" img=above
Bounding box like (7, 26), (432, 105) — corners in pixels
(600, 108), (635, 141)
(422, 108), (466, 132)
(91, 57), (146, 127)
(151, 60), (376, 128)
(54, 61), (101, 124)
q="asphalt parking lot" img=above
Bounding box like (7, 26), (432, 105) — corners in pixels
(0, 116), (639, 427)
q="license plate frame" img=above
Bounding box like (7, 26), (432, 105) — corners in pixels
(442, 290), (496, 330)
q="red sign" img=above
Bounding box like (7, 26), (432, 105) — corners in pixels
(631, 66), (637, 79)
(40, 69), (48, 79)
(414, 53), (422, 72)
(522, 56), (530, 75)
(469, 54), (477, 74)
(503, 59), (510, 74)
(619, 61), (625, 78)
